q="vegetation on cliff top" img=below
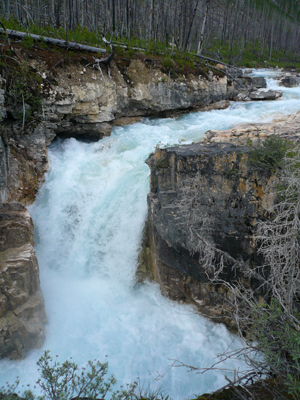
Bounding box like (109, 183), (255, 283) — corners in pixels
(1, 0), (300, 68)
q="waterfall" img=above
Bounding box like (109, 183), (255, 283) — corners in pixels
(1, 70), (300, 399)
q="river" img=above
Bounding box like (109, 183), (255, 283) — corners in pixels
(1, 70), (300, 399)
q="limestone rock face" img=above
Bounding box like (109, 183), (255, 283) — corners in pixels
(0, 202), (46, 359)
(44, 59), (230, 140)
(1, 122), (55, 204)
(142, 143), (275, 327)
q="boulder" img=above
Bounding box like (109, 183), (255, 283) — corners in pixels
(251, 76), (267, 88)
(249, 89), (282, 100)
(279, 74), (300, 88)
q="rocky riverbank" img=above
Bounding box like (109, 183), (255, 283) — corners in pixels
(204, 110), (300, 144)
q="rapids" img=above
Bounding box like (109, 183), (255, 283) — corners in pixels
(1, 70), (300, 399)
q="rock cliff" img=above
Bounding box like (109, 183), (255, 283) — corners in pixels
(141, 141), (275, 328)
(0, 202), (46, 359)
(46, 58), (230, 139)
(142, 111), (300, 327)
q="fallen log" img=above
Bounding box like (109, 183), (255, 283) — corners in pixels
(194, 53), (240, 70)
(102, 34), (147, 52)
(0, 28), (107, 54)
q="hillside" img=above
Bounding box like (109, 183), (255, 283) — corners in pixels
(1, 0), (300, 67)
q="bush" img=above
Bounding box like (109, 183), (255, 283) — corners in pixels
(0, 351), (137, 400)
(247, 136), (293, 176)
(250, 300), (300, 397)
(161, 57), (174, 71)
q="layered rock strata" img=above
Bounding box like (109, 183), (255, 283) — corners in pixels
(141, 142), (275, 328)
(0, 202), (46, 359)
(0, 58), (233, 204)
(43, 58), (231, 138)
(0, 57), (267, 204)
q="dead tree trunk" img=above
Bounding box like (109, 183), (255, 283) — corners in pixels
(0, 29), (107, 53)
(197, 0), (210, 55)
(184, 0), (201, 51)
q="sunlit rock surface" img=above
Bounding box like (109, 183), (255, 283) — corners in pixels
(0, 202), (46, 359)
(249, 88), (282, 100)
(45, 58), (231, 139)
(204, 110), (300, 144)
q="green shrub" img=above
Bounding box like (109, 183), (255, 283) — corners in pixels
(21, 34), (34, 49)
(162, 57), (174, 71)
(0, 350), (138, 400)
(247, 136), (293, 176)
(250, 299), (300, 397)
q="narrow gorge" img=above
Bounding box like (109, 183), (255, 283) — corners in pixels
(1, 52), (300, 398)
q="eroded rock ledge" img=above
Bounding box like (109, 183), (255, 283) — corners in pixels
(141, 111), (300, 327)
(0, 56), (269, 204)
(0, 202), (46, 359)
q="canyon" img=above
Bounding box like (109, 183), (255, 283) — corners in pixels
(0, 51), (292, 362)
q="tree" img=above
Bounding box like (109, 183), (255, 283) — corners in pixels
(197, 0), (210, 55)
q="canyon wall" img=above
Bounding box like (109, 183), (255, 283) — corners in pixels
(0, 51), (269, 357)
(0, 202), (46, 359)
(141, 111), (300, 328)
(140, 142), (275, 328)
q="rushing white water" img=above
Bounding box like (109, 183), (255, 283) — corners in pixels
(1, 70), (300, 399)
